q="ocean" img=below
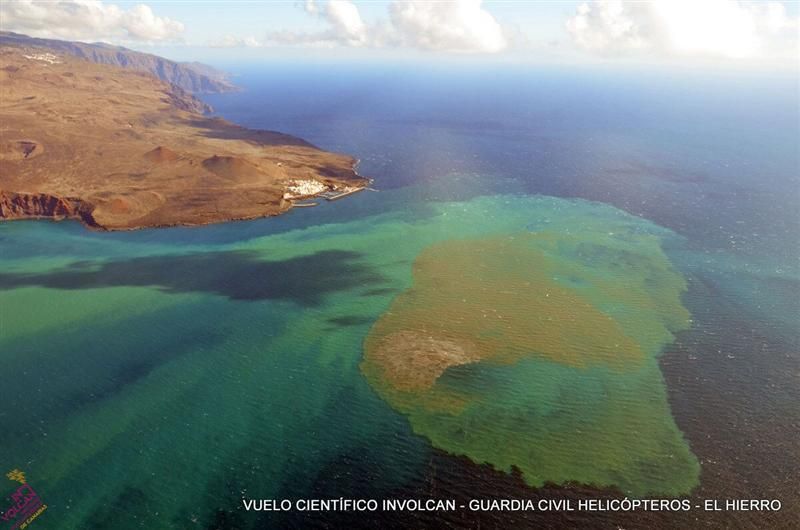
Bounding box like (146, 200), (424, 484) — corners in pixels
(1, 61), (798, 528)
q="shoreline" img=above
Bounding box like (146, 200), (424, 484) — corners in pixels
(0, 161), (371, 232)
(0, 48), (369, 232)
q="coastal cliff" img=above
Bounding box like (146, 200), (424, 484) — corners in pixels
(0, 192), (97, 227)
(0, 31), (236, 94)
(0, 44), (367, 231)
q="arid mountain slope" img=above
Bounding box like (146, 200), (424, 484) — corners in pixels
(0, 31), (236, 94)
(0, 47), (367, 230)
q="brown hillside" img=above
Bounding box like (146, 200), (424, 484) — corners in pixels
(0, 46), (367, 230)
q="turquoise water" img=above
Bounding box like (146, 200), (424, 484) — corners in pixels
(1, 188), (696, 525)
(1, 64), (798, 528)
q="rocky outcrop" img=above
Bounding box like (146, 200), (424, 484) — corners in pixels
(162, 84), (212, 114)
(0, 31), (236, 94)
(0, 191), (97, 226)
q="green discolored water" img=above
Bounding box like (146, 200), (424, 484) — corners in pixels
(361, 211), (698, 496)
(1, 189), (698, 527)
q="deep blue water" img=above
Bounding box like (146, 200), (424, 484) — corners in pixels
(206, 63), (799, 259)
(204, 62), (800, 343)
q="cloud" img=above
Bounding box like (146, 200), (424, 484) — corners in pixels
(0, 0), (184, 42)
(266, 0), (368, 48)
(208, 35), (263, 48)
(303, 0), (320, 16)
(566, 0), (799, 61)
(269, 0), (507, 53)
(326, 0), (369, 45)
(389, 0), (507, 53)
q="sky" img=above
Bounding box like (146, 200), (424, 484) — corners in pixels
(1, 1), (799, 69)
